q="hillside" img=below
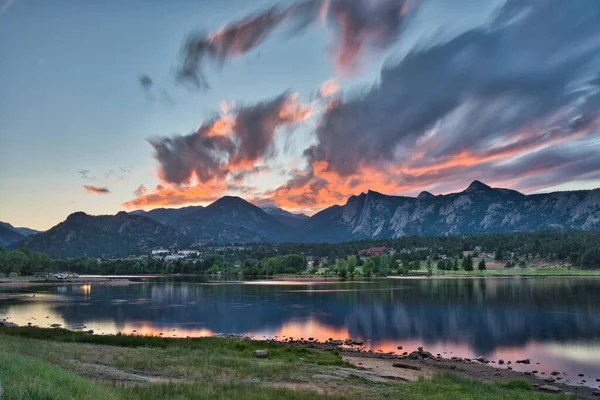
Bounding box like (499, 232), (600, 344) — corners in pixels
(304, 181), (600, 242)
(0, 224), (25, 247)
(135, 197), (294, 243)
(19, 211), (189, 257)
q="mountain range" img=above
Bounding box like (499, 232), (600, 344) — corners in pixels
(0, 221), (39, 247)
(4, 181), (600, 257)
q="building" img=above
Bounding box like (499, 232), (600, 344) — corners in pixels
(178, 250), (200, 256)
(151, 249), (170, 256)
(359, 246), (390, 257)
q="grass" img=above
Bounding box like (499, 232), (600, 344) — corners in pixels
(428, 267), (600, 277)
(0, 327), (572, 399)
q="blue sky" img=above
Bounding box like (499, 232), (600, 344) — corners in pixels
(1, 0), (599, 230)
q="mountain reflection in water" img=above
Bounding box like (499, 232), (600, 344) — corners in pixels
(2, 277), (599, 384)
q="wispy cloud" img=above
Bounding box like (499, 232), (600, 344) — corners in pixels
(0, 0), (16, 18)
(83, 185), (111, 195)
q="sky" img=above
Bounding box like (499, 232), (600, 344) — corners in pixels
(1, 0), (600, 231)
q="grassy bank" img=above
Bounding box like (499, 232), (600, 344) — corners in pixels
(0, 327), (571, 399)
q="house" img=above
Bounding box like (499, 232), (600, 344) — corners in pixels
(151, 249), (170, 256)
(178, 250), (200, 256)
(359, 246), (390, 256)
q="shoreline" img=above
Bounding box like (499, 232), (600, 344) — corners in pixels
(0, 325), (598, 398)
(0, 277), (136, 289)
(2, 271), (600, 289)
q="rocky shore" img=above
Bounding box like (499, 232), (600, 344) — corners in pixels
(233, 335), (600, 399)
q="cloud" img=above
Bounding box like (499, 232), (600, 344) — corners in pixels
(151, 92), (312, 185)
(318, 79), (339, 98)
(0, 0), (16, 17)
(129, 0), (600, 213)
(83, 185), (111, 195)
(125, 92), (313, 208)
(134, 185), (147, 197)
(78, 169), (96, 181)
(304, 0), (600, 177)
(177, 0), (415, 88)
(139, 74), (153, 90)
(124, 182), (224, 209)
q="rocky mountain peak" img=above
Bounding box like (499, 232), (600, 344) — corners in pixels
(417, 191), (434, 200)
(465, 180), (494, 193)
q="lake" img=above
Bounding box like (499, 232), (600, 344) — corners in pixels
(2, 276), (600, 387)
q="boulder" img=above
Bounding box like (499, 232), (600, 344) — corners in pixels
(498, 359), (504, 365)
(254, 350), (269, 358)
(1, 321), (18, 328)
(551, 371), (560, 376)
(592, 391), (600, 397)
(417, 346), (423, 352)
(516, 359), (531, 364)
(539, 385), (561, 393)
(397, 345), (402, 350)
(50, 323), (62, 328)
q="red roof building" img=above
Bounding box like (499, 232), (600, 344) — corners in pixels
(359, 246), (390, 256)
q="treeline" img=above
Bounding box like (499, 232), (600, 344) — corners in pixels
(222, 230), (600, 270)
(3, 230), (600, 277)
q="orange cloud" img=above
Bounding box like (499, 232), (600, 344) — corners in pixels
(319, 79), (340, 98)
(123, 177), (226, 209)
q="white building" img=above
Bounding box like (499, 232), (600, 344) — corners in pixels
(151, 249), (170, 256)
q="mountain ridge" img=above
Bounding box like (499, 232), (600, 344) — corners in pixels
(10, 181), (600, 256)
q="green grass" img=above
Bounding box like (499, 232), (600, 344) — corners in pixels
(430, 267), (600, 277)
(0, 327), (572, 399)
(395, 374), (569, 400)
(0, 351), (118, 400)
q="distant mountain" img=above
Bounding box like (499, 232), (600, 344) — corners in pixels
(18, 211), (189, 257)
(16, 180), (600, 256)
(133, 197), (293, 243)
(303, 181), (600, 242)
(0, 221), (39, 238)
(259, 204), (310, 228)
(0, 223), (25, 247)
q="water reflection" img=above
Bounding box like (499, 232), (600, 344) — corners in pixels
(1, 277), (600, 385)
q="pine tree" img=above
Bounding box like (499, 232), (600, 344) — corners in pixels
(463, 254), (474, 272)
(478, 258), (486, 272)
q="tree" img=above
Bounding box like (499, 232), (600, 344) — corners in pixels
(581, 248), (600, 270)
(462, 255), (474, 272)
(347, 255), (357, 276)
(452, 258), (459, 271)
(336, 259), (348, 278)
(437, 259), (447, 274)
(495, 248), (504, 261)
(362, 259), (374, 277)
(478, 258), (486, 272)
(411, 260), (421, 271)
(426, 258), (433, 276)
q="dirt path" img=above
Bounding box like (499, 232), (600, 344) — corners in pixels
(342, 355), (432, 382)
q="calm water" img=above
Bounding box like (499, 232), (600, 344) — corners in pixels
(2, 277), (600, 387)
